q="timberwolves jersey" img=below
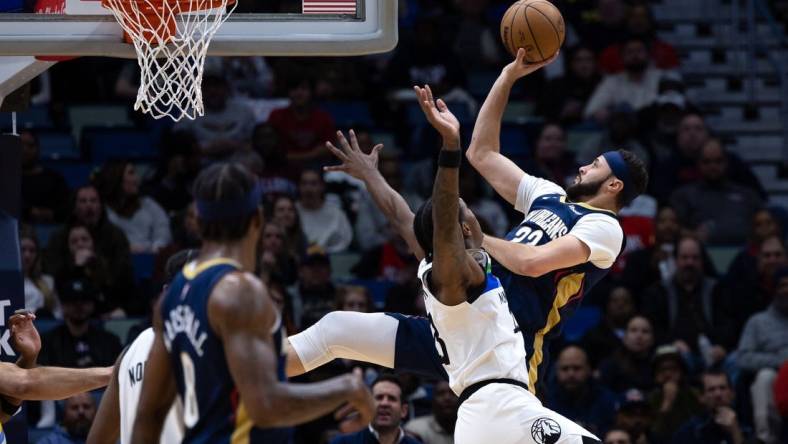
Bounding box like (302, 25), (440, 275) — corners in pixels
(119, 328), (184, 444)
(499, 175), (624, 391)
(161, 258), (291, 444)
(418, 250), (528, 396)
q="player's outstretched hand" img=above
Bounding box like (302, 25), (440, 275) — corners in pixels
(503, 47), (559, 81)
(413, 85), (461, 148)
(9, 311), (41, 363)
(324, 130), (383, 180)
(337, 368), (375, 433)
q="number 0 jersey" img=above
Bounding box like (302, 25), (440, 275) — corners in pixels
(418, 250), (528, 396)
(161, 258), (290, 444)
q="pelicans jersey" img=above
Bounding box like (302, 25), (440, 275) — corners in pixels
(418, 250), (528, 396)
(389, 175), (623, 394)
(119, 328), (184, 444)
(161, 258), (292, 444)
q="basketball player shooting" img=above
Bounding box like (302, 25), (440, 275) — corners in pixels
(131, 164), (374, 444)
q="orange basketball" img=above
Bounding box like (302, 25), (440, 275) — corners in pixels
(500, 0), (566, 62)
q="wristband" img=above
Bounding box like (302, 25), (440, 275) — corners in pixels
(438, 149), (462, 168)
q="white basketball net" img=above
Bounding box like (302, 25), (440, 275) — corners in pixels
(102, 0), (236, 121)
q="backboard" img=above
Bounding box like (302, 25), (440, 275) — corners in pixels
(0, 0), (397, 57)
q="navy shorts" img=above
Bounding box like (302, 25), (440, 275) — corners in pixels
(385, 313), (448, 380)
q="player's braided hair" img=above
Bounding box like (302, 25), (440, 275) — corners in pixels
(192, 162), (259, 241)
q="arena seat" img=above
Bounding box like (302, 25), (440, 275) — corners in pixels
(131, 253), (156, 282)
(33, 223), (61, 246)
(561, 306), (602, 343)
(42, 161), (95, 189)
(37, 130), (80, 161)
(67, 105), (133, 144)
(2, 105), (53, 129)
(104, 318), (143, 345)
(345, 278), (395, 310)
(320, 101), (374, 127)
(82, 127), (158, 162)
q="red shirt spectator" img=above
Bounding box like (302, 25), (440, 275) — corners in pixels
(775, 360), (788, 419)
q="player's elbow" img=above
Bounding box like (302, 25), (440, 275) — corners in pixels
(518, 258), (547, 278)
(246, 393), (286, 428)
(6, 371), (32, 399)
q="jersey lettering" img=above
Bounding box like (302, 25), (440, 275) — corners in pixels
(427, 313), (450, 365)
(128, 361), (144, 388)
(511, 226), (544, 245)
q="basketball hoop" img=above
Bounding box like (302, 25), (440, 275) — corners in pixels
(101, 0), (237, 121)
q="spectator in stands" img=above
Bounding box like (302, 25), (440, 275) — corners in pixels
(35, 392), (96, 444)
(175, 73), (255, 157)
(405, 380), (457, 444)
(582, 286), (636, 367)
(145, 130), (201, 214)
(20, 226), (60, 318)
(203, 56), (274, 98)
(603, 428), (632, 444)
(331, 374), (420, 444)
(641, 236), (736, 365)
(267, 76), (336, 165)
(577, 110), (650, 170)
(673, 370), (750, 444)
(670, 140), (763, 245)
(736, 266), (788, 444)
(270, 194), (307, 257)
(725, 209), (782, 284)
(258, 221), (298, 286)
(572, 0), (629, 52)
(230, 148), (265, 178)
(459, 166), (508, 237)
(335, 285), (373, 313)
(546, 345), (618, 436)
(152, 201), (201, 286)
(382, 255), (424, 316)
(775, 361), (788, 426)
(598, 2), (679, 74)
(536, 45), (601, 125)
(614, 397), (655, 444)
(39, 276), (122, 369)
(452, 0), (503, 69)
(523, 123), (578, 187)
(296, 169), (353, 254)
(726, 235), (787, 331)
(622, 205), (680, 295)
(96, 161), (172, 253)
(651, 115), (764, 202)
(44, 185), (133, 295)
(253, 123), (299, 199)
(20, 129), (70, 224)
(292, 247), (336, 330)
(598, 316), (656, 394)
(584, 36), (667, 122)
(647, 345), (703, 443)
(354, 148), (423, 252)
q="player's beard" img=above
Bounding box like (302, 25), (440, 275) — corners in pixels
(565, 176), (607, 203)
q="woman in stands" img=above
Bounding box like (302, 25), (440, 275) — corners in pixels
(19, 225), (60, 318)
(96, 161), (172, 253)
(269, 194), (307, 258)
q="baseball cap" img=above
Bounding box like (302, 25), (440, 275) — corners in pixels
(656, 90), (686, 109)
(302, 245), (330, 267)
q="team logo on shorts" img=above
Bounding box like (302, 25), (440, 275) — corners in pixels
(531, 417), (562, 444)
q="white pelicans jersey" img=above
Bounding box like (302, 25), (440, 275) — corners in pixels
(418, 249), (529, 396)
(119, 328), (184, 444)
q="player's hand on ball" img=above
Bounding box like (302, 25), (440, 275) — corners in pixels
(503, 47), (559, 81)
(413, 84), (461, 148)
(324, 130), (383, 180)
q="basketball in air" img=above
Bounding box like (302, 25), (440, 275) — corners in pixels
(500, 0), (566, 62)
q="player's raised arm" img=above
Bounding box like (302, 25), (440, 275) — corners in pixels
(325, 130), (425, 260)
(209, 273), (374, 428)
(415, 85), (485, 305)
(131, 303), (177, 444)
(466, 48), (557, 205)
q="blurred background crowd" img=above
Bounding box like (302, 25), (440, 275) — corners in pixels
(5, 0), (788, 443)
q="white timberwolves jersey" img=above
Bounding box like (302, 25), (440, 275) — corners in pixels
(418, 250), (529, 396)
(119, 328), (184, 444)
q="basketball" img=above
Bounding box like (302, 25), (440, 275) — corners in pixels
(500, 0), (566, 62)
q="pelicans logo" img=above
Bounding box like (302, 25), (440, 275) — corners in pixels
(531, 417), (561, 444)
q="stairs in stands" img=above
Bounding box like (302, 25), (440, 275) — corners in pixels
(653, 0), (788, 207)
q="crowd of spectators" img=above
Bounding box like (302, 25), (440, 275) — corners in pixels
(12, 0), (788, 443)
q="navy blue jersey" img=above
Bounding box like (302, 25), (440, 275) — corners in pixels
(495, 193), (623, 391)
(161, 258), (292, 444)
(390, 190), (623, 394)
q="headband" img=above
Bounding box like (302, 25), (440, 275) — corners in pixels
(195, 182), (263, 222)
(602, 150), (637, 204)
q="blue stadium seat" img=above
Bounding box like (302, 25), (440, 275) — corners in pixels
(37, 130), (80, 160)
(320, 101), (374, 127)
(561, 306), (602, 343)
(132, 253), (156, 282)
(33, 224), (61, 246)
(499, 125), (531, 158)
(42, 161), (95, 189)
(345, 278), (396, 310)
(82, 127), (157, 162)
(1, 105), (53, 129)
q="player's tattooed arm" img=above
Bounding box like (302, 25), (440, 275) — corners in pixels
(325, 130), (425, 260)
(415, 85), (485, 305)
(210, 273), (374, 428)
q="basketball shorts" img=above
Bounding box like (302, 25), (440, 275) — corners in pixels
(456, 382), (600, 444)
